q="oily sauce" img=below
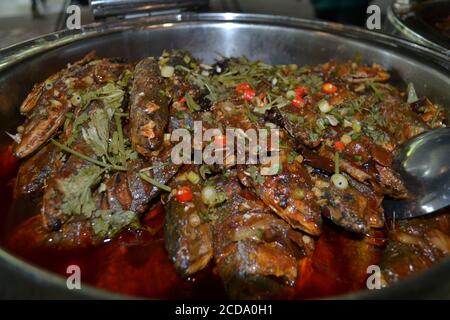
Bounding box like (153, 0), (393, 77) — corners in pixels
(0, 144), (382, 299)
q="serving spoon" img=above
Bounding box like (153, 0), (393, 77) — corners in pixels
(383, 127), (450, 219)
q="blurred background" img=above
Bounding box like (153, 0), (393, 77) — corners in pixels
(0, 0), (392, 48)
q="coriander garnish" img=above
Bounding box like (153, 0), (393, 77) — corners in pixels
(51, 139), (127, 171)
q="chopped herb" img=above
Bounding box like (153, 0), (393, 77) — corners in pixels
(309, 132), (319, 142)
(365, 81), (392, 101)
(430, 106), (443, 128)
(198, 211), (217, 223)
(245, 107), (258, 123)
(66, 113), (89, 145)
(284, 112), (304, 123)
(255, 228), (265, 240)
(199, 164), (212, 180)
(110, 112), (136, 166)
(187, 171), (201, 184)
(81, 83), (124, 111)
(298, 74), (323, 93)
(201, 111), (215, 124)
(329, 128), (338, 137)
(334, 152), (340, 174)
(175, 110), (185, 120)
(117, 70), (133, 88)
(316, 118), (327, 131)
(82, 108), (110, 157)
(51, 139), (127, 171)
(140, 162), (169, 173)
(288, 150), (298, 164)
(98, 182), (107, 193)
(57, 165), (104, 217)
(91, 209), (139, 238)
(184, 92), (201, 112)
(247, 166), (265, 185)
(201, 185), (227, 207)
(293, 188), (305, 200)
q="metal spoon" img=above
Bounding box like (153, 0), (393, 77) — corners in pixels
(383, 127), (450, 219)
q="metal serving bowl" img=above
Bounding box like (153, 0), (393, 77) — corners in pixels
(0, 13), (449, 299)
(386, 0), (450, 57)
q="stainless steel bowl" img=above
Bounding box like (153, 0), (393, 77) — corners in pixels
(0, 12), (449, 299)
(385, 0), (450, 57)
